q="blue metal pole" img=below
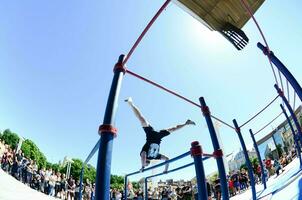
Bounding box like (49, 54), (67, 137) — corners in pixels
(249, 129), (267, 189)
(274, 84), (302, 144)
(280, 104), (302, 168)
(95, 55), (125, 200)
(233, 120), (256, 200)
(124, 176), (128, 200)
(191, 141), (208, 200)
(199, 97), (229, 200)
(257, 42), (302, 102)
(144, 178), (148, 200)
(79, 167), (84, 200)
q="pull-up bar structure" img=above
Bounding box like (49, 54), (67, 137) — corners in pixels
(249, 129), (267, 189)
(93, 0), (302, 199)
(280, 104), (302, 168)
(125, 142), (212, 200)
(233, 120), (257, 200)
(253, 112), (283, 136)
(258, 43), (302, 103)
(124, 151), (190, 199)
(79, 139), (100, 200)
(126, 69), (235, 130)
(95, 55), (125, 200)
(239, 95), (279, 128)
(274, 84), (302, 144)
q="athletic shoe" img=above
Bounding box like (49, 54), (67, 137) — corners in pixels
(124, 97), (133, 104)
(186, 119), (196, 125)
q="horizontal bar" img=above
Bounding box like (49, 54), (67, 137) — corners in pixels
(84, 139), (100, 165)
(146, 157), (210, 180)
(126, 69), (235, 130)
(146, 162), (194, 179)
(254, 112), (283, 135)
(239, 95), (279, 128)
(126, 151), (190, 177)
(203, 153), (215, 158)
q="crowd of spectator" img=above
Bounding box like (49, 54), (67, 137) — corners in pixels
(1, 138), (298, 200)
(0, 139), (95, 200)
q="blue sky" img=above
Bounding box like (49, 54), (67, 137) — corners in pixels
(1, 1), (302, 181)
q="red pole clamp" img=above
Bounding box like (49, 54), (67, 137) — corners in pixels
(278, 90), (284, 97)
(113, 62), (126, 74)
(190, 141), (203, 156)
(213, 149), (223, 158)
(201, 106), (210, 116)
(98, 124), (118, 137)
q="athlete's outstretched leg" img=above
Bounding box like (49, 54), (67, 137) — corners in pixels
(125, 97), (150, 127)
(160, 155), (169, 173)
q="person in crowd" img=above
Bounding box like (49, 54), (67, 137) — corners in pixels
(213, 179), (221, 200)
(231, 171), (240, 194)
(74, 179), (81, 200)
(60, 173), (68, 200)
(48, 169), (57, 196)
(67, 177), (76, 200)
(273, 158), (282, 176)
(228, 176), (235, 197)
(83, 179), (92, 200)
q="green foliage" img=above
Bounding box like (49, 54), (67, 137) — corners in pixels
(208, 172), (218, 184)
(84, 164), (96, 183)
(251, 158), (259, 173)
(67, 159), (96, 183)
(276, 144), (283, 157)
(21, 139), (47, 168)
(240, 163), (248, 171)
(132, 181), (139, 190)
(110, 175), (124, 190)
(1, 129), (20, 149)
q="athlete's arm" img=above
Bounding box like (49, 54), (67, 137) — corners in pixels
(165, 119), (195, 133)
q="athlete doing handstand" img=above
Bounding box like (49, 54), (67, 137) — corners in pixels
(125, 97), (196, 173)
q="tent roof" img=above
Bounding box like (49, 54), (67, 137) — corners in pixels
(173, 0), (265, 31)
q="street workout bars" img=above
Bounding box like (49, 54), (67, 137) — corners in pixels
(126, 151), (190, 177)
(253, 112), (283, 135)
(240, 0), (282, 90)
(125, 69), (235, 130)
(122, 0), (171, 66)
(145, 156), (211, 179)
(79, 139), (100, 200)
(239, 95), (279, 128)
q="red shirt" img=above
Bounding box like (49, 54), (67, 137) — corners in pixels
(265, 159), (272, 168)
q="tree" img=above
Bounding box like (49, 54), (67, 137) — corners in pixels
(132, 181), (139, 190)
(208, 172), (218, 184)
(251, 158), (259, 173)
(111, 175), (124, 190)
(240, 163), (248, 171)
(276, 144), (283, 158)
(21, 139), (47, 168)
(1, 129), (20, 149)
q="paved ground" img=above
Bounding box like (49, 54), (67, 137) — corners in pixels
(230, 157), (302, 200)
(0, 169), (56, 200)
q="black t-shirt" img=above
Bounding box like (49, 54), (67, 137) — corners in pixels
(141, 126), (170, 159)
(16, 154), (23, 162)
